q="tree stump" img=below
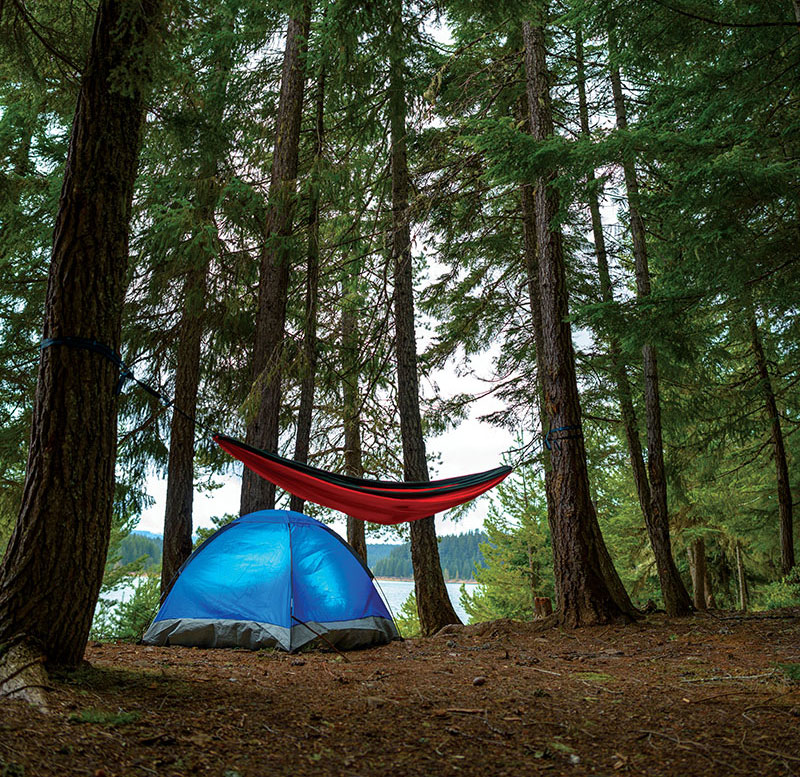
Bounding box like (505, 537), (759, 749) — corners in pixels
(534, 597), (553, 619)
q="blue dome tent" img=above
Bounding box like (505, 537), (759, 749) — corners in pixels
(142, 510), (399, 652)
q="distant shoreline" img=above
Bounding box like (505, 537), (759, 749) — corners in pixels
(375, 577), (478, 585)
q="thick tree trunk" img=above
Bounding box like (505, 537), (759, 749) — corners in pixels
(289, 67), (324, 516)
(517, 104), (554, 518)
(241, 5), (311, 515)
(748, 308), (795, 575)
(0, 0), (161, 673)
(390, 0), (459, 635)
(609, 42), (692, 616)
(341, 267), (367, 562)
(520, 113), (633, 618)
(161, 188), (215, 593)
(522, 17), (634, 626)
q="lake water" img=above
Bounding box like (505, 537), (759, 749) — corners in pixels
(373, 579), (477, 623)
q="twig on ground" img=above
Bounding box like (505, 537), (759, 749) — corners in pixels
(637, 730), (747, 773)
(529, 666), (561, 676)
(760, 748), (800, 764)
(681, 671), (777, 683)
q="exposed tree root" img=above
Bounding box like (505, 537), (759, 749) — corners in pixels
(0, 640), (50, 710)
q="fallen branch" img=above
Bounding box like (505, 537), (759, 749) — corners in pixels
(681, 671), (777, 684)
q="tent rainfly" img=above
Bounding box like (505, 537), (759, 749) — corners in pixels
(143, 510), (399, 652)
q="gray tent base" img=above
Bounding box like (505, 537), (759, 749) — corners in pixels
(142, 616), (399, 653)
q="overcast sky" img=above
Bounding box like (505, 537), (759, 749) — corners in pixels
(136, 358), (515, 541)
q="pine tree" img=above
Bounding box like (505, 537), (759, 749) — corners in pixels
(0, 0), (165, 694)
(522, 11), (634, 626)
(241, 3), (313, 514)
(390, 0), (460, 635)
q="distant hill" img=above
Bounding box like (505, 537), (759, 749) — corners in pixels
(366, 544), (403, 566)
(122, 531), (482, 581)
(371, 530), (487, 581)
(120, 531), (162, 571)
(134, 530), (163, 541)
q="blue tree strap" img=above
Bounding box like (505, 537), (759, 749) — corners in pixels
(41, 336), (131, 394)
(41, 336), (124, 369)
(41, 336), (164, 399)
(544, 425), (583, 450)
(40, 338), (215, 437)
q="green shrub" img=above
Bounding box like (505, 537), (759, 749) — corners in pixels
(113, 576), (161, 641)
(758, 567), (800, 610)
(394, 591), (420, 638)
(91, 576), (161, 642)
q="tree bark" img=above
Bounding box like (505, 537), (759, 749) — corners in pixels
(161, 32), (233, 591)
(747, 307), (795, 575)
(608, 37), (692, 616)
(735, 542), (748, 611)
(576, 29), (654, 534)
(341, 284), (367, 562)
(0, 0), (162, 671)
(340, 251), (367, 561)
(390, 0), (460, 635)
(241, 5), (311, 515)
(161, 185), (216, 593)
(520, 104), (633, 618)
(522, 16), (635, 626)
(289, 66), (324, 516)
(687, 537), (707, 610)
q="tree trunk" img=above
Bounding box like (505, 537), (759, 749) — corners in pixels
(161, 185), (216, 593)
(289, 66), (324, 516)
(735, 542), (748, 611)
(608, 37), (692, 616)
(520, 112), (633, 618)
(687, 537), (707, 610)
(748, 307), (795, 575)
(576, 29), (654, 535)
(0, 0), (162, 673)
(522, 16), (634, 626)
(704, 562), (716, 609)
(517, 101), (554, 525)
(162, 34), (233, 591)
(341, 266), (367, 562)
(390, 0), (459, 635)
(241, 5), (312, 515)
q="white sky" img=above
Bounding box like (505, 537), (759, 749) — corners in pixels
(136, 360), (514, 540)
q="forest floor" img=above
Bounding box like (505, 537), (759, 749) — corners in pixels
(1, 609), (799, 777)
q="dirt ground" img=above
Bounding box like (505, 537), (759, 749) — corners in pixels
(1, 610), (799, 777)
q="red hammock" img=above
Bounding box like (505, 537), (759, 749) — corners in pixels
(214, 434), (511, 525)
